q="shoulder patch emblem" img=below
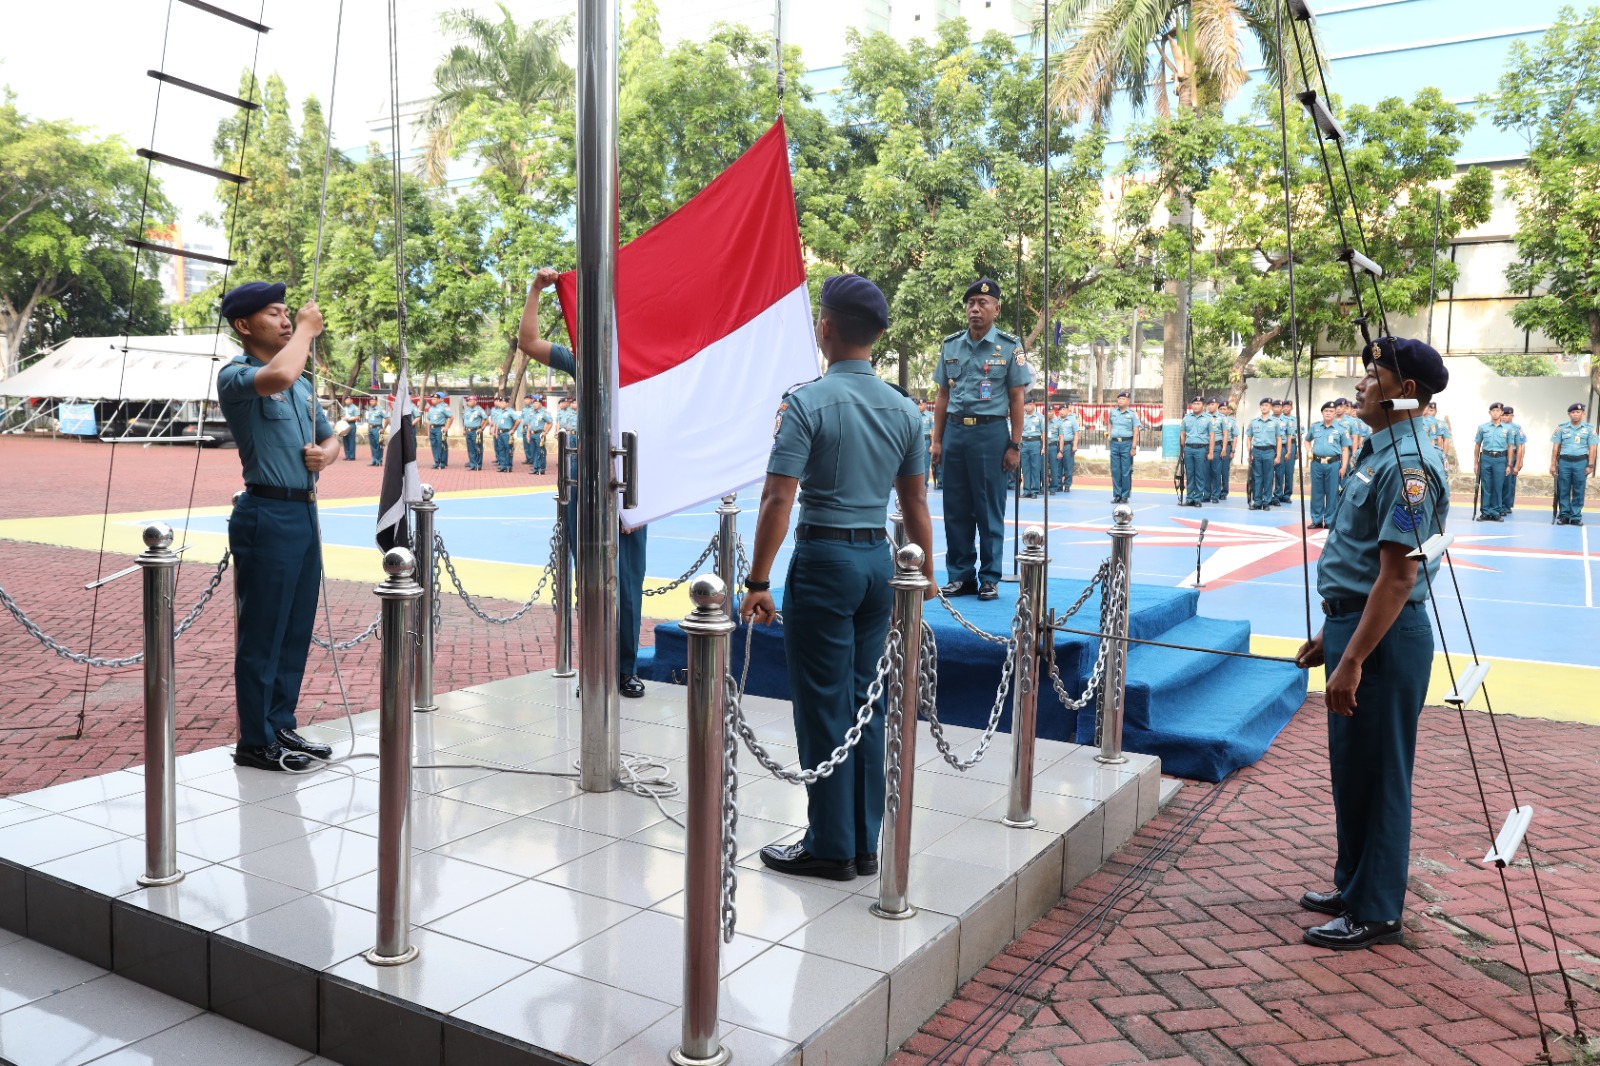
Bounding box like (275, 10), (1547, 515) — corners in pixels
(1400, 467), (1428, 509)
(773, 412), (784, 437)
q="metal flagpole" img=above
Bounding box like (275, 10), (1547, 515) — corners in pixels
(576, 0), (622, 792)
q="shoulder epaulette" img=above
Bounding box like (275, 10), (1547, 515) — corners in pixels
(943, 331), (965, 344)
(781, 377), (821, 399)
(995, 330), (1020, 345)
(886, 382), (910, 399)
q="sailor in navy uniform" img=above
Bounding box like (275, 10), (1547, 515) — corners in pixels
(1295, 335), (1450, 951)
(1552, 402), (1597, 524)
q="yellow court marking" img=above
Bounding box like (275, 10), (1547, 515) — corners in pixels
(0, 484), (695, 619)
(1251, 634), (1600, 725)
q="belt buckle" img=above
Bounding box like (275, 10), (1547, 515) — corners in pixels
(1320, 600), (1331, 616)
(962, 417), (977, 427)
(306, 490), (316, 503)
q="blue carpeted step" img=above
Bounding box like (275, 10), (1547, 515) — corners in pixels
(1120, 654), (1307, 783)
(1068, 616), (1251, 743)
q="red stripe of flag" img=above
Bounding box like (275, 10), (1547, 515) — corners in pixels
(555, 118), (807, 388)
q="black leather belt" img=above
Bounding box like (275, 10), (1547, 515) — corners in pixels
(1482, 451), (1506, 457)
(795, 525), (887, 543)
(1254, 445), (1276, 451)
(1321, 597), (1366, 617)
(1185, 443), (1208, 449)
(1110, 437), (1133, 441)
(1559, 455), (1588, 461)
(1022, 437), (1042, 442)
(952, 414), (1007, 426)
(1313, 457), (1339, 464)
(245, 484), (316, 503)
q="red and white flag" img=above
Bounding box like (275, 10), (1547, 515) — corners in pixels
(555, 118), (819, 528)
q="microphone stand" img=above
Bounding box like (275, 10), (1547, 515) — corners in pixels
(1193, 517), (1209, 589)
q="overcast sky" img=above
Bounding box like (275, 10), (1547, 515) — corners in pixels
(1, 0), (485, 244)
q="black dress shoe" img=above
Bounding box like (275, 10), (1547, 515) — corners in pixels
(941, 579), (978, 597)
(1303, 913), (1403, 950)
(620, 674), (646, 698)
(977, 582), (999, 601)
(1300, 888), (1345, 916)
(856, 853), (878, 875)
(759, 842), (856, 881)
(275, 729), (332, 759)
(234, 744), (313, 772)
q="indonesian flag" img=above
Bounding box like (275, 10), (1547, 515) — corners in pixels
(375, 367), (420, 552)
(554, 118), (819, 528)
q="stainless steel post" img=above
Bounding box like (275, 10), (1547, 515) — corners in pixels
(890, 504), (906, 548)
(671, 575), (734, 1066)
(136, 523), (183, 888)
(555, 433), (575, 679)
(1003, 526), (1048, 828)
(411, 484), (438, 713)
(575, 0), (621, 792)
(367, 548), (423, 966)
(873, 543), (927, 920)
(715, 494), (739, 620)
(1097, 505), (1136, 766)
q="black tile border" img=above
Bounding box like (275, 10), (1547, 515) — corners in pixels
(24, 868), (111, 969)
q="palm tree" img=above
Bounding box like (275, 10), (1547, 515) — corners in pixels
(1046, 0), (1314, 419)
(419, 3), (574, 189)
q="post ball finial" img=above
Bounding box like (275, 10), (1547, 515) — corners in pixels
(382, 547), (416, 579)
(143, 523), (174, 551)
(1021, 526), (1045, 550)
(1112, 504), (1133, 528)
(690, 574), (727, 609)
(419, 483), (435, 502)
(895, 542), (926, 571)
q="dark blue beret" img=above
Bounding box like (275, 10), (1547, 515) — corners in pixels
(1116, 391), (1129, 398)
(1570, 402), (1587, 412)
(964, 278), (1001, 303)
(1190, 395), (1204, 403)
(220, 281), (286, 323)
(1366, 336), (1448, 395)
(820, 274), (889, 330)
(1320, 401), (1335, 411)
(1502, 405), (1515, 415)
(1205, 397), (1219, 404)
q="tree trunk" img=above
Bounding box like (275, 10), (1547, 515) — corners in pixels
(1227, 327), (1282, 412)
(507, 346), (531, 407)
(1163, 80), (1201, 426)
(495, 335), (517, 398)
(1589, 311), (1600, 400)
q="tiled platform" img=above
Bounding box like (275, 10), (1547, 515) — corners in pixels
(0, 672), (1167, 1066)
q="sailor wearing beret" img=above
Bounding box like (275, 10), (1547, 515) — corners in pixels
(1552, 402), (1597, 524)
(932, 279), (1031, 601)
(742, 274), (936, 880)
(216, 282), (339, 772)
(1294, 335), (1450, 950)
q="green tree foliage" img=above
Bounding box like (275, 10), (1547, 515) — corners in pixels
(805, 22), (1160, 388)
(1488, 4), (1600, 394)
(1131, 88), (1492, 410)
(0, 93), (172, 375)
(1478, 354), (1558, 377)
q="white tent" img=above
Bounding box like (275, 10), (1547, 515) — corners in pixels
(0, 334), (243, 401)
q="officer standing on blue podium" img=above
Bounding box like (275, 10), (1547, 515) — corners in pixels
(216, 281), (338, 773)
(741, 274), (935, 880)
(932, 279), (1030, 601)
(1295, 335), (1449, 950)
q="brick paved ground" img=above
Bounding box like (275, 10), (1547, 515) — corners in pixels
(3, 436), (1598, 1064)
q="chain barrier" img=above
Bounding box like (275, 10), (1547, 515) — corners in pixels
(1047, 561), (1123, 714)
(721, 685), (740, 943)
(882, 631), (908, 819)
(643, 535), (719, 598)
(311, 614), (382, 652)
(935, 592), (1012, 645)
(434, 518), (564, 625)
(735, 533), (751, 589)
(0, 553), (232, 669)
(920, 589), (1028, 770)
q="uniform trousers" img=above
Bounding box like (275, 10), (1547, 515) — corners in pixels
(531, 439), (547, 474)
(494, 430), (514, 471)
(367, 426), (384, 465)
(1323, 601), (1432, 922)
(942, 419), (1009, 586)
(522, 432), (537, 466)
(1021, 442), (1043, 495)
(1109, 439), (1133, 501)
(1308, 459), (1340, 524)
(465, 430), (484, 470)
(342, 429), (356, 460)
(1501, 471), (1518, 515)
(922, 439), (935, 487)
(1053, 446), (1075, 491)
(1183, 445), (1209, 504)
(1557, 456), (1589, 522)
(1275, 441), (1297, 500)
(228, 495), (321, 748)
(1476, 457), (1505, 517)
(1250, 448), (1277, 508)
(1210, 448), (1230, 501)
(563, 495), (648, 675)
(428, 424), (449, 467)
(782, 536), (890, 863)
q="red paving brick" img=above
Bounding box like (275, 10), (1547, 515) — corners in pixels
(3, 437), (1599, 1064)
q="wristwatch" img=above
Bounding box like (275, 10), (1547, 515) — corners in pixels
(744, 579), (771, 592)
(1005, 442), (1020, 453)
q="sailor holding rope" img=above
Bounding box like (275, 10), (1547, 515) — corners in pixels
(1294, 336), (1449, 950)
(741, 274), (936, 880)
(215, 281), (338, 773)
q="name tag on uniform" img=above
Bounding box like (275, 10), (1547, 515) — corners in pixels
(1354, 467), (1374, 483)
(980, 381), (993, 400)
